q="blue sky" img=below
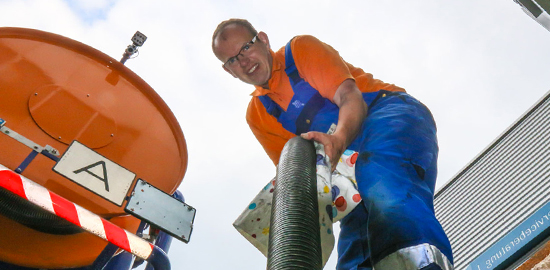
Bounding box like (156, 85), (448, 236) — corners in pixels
(1, 0), (550, 269)
(63, 0), (115, 24)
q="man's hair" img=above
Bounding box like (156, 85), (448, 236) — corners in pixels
(212, 18), (258, 53)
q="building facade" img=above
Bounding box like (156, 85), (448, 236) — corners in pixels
(434, 90), (550, 270)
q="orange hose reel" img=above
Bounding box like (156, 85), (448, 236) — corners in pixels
(0, 27), (187, 268)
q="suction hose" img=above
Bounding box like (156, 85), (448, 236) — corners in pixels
(0, 186), (83, 235)
(267, 137), (322, 270)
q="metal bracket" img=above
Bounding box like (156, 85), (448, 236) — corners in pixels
(0, 118), (60, 173)
(0, 118), (60, 157)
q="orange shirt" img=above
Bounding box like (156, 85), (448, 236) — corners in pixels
(247, 35), (404, 165)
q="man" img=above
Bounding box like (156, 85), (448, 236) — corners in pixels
(212, 18), (454, 270)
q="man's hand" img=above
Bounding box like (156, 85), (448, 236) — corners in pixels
(301, 79), (367, 171)
(301, 131), (346, 171)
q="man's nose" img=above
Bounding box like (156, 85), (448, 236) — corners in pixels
(238, 54), (250, 66)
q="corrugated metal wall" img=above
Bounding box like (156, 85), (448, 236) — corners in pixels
(434, 90), (550, 270)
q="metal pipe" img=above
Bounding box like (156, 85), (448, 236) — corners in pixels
(89, 243), (119, 270)
(103, 251), (135, 270)
(146, 246), (171, 270)
(99, 221), (148, 270)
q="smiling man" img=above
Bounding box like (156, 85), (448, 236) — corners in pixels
(212, 18), (454, 270)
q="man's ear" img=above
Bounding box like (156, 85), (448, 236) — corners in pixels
(223, 64), (237, 78)
(257, 31), (270, 50)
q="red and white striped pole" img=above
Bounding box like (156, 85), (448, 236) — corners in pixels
(0, 164), (170, 269)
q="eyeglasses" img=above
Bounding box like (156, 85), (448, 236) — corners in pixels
(223, 35), (258, 69)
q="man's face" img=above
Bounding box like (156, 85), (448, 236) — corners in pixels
(214, 24), (272, 88)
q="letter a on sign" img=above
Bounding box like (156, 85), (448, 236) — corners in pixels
(53, 141), (136, 206)
(73, 161), (110, 191)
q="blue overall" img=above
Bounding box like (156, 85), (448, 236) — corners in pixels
(259, 41), (453, 270)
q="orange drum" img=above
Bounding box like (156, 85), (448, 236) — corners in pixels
(0, 27), (187, 268)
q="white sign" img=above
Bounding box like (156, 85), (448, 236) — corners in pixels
(53, 141), (136, 206)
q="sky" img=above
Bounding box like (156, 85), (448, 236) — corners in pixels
(1, 0), (550, 269)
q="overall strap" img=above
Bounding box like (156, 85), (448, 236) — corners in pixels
(258, 95), (282, 118)
(283, 40), (327, 134)
(284, 40), (302, 85)
(257, 39), (339, 135)
(255, 41), (297, 120)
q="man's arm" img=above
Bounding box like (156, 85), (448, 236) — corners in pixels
(301, 79), (367, 171)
